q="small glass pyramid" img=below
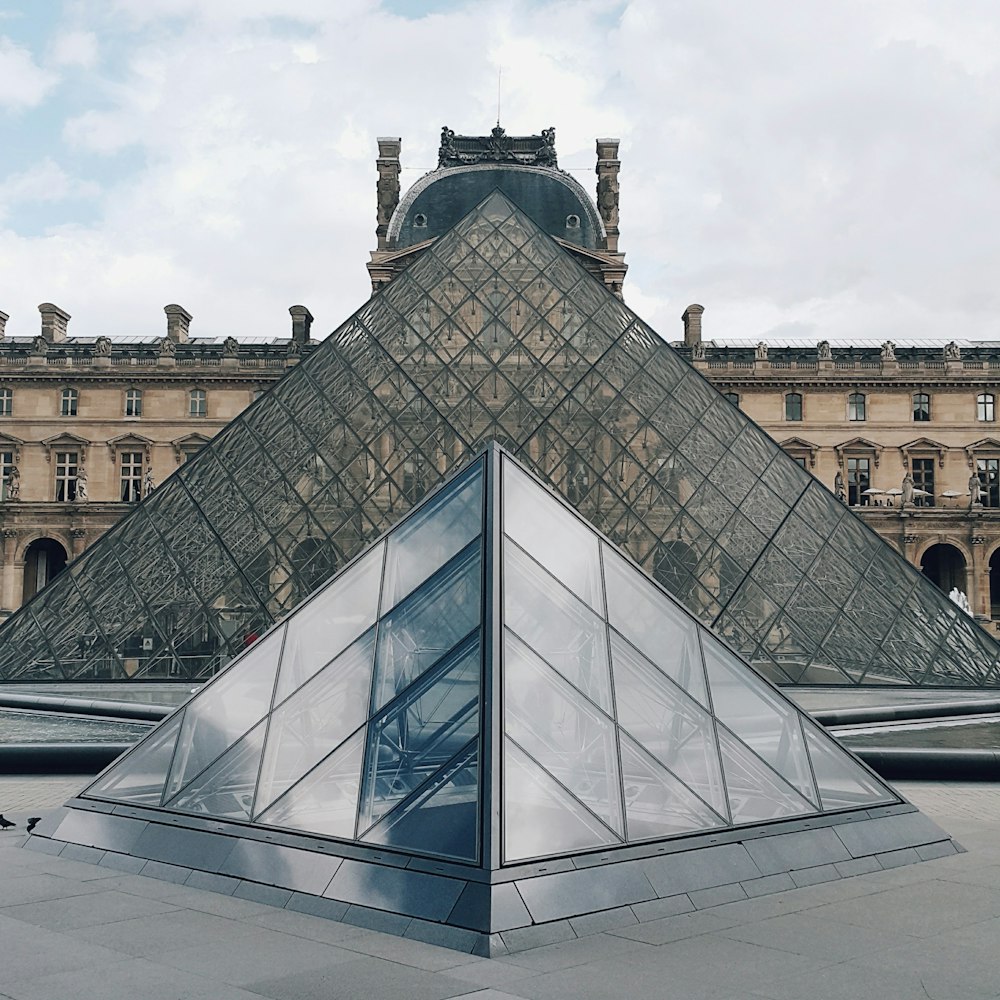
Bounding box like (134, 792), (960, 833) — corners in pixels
(84, 446), (898, 868)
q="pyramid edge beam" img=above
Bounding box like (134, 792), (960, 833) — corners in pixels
(28, 795), (960, 956)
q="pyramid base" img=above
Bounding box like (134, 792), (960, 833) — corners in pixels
(24, 797), (961, 955)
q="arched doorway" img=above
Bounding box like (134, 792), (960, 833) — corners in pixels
(920, 543), (967, 597)
(989, 548), (1000, 620)
(22, 537), (68, 603)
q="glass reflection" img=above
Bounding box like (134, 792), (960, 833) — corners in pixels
(85, 712), (182, 805)
(504, 542), (612, 712)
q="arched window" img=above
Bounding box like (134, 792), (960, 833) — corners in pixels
(784, 392), (803, 421)
(189, 389), (207, 417)
(60, 387), (78, 417)
(912, 392), (930, 422)
(847, 392), (866, 421)
(978, 392), (995, 422)
(125, 388), (143, 417)
(723, 391), (740, 408)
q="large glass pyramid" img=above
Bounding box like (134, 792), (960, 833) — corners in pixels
(80, 447), (898, 869)
(3, 190), (997, 687)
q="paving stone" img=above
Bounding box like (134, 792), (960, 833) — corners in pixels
(690, 882), (747, 909)
(742, 873), (796, 898)
(790, 864), (840, 887)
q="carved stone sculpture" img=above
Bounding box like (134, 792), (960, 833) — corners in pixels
(159, 337), (175, 357)
(143, 469), (155, 495)
(834, 471), (846, 503)
(817, 340), (832, 361)
(31, 335), (48, 356)
(945, 341), (961, 361)
(880, 341), (895, 361)
(970, 472), (984, 506)
(755, 342), (768, 361)
(95, 336), (112, 356)
(901, 473), (914, 505)
(6, 466), (19, 501)
(223, 336), (239, 358)
(75, 467), (88, 502)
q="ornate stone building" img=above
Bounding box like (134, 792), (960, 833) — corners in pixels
(0, 303), (314, 617)
(684, 313), (1000, 628)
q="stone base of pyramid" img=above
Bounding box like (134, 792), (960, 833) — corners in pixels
(26, 798), (959, 956)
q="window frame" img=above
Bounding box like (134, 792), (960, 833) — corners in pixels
(978, 393), (995, 423)
(912, 391), (931, 422)
(722, 391), (740, 409)
(847, 392), (866, 422)
(54, 450), (79, 502)
(189, 388), (207, 418)
(60, 387), (79, 418)
(910, 457), (935, 507)
(125, 388), (143, 418)
(846, 456), (871, 506)
(120, 450), (144, 503)
(784, 391), (803, 422)
(977, 457), (1000, 507)
(0, 388), (12, 417)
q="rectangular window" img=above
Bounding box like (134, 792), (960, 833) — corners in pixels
(978, 394), (995, 422)
(911, 458), (935, 507)
(55, 451), (78, 502)
(848, 393), (866, 421)
(125, 389), (143, 417)
(120, 451), (143, 503)
(60, 388), (78, 417)
(0, 389), (12, 417)
(181, 445), (203, 464)
(784, 393), (803, 421)
(0, 450), (13, 499)
(977, 458), (1000, 507)
(913, 393), (930, 422)
(791, 455), (808, 469)
(189, 390), (207, 417)
(847, 457), (870, 505)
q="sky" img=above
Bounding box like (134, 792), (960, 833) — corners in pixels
(2, 0), (1000, 345)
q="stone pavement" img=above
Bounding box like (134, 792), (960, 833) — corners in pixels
(0, 778), (998, 1000)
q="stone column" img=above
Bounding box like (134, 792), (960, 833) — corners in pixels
(375, 138), (402, 250)
(970, 535), (989, 620)
(595, 139), (621, 253)
(1, 529), (17, 612)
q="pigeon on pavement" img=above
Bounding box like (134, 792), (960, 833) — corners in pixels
(0, 815), (16, 830)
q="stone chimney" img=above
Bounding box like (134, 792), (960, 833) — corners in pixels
(376, 137), (402, 250)
(164, 304), (192, 343)
(595, 139), (621, 253)
(682, 304), (704, 347)
(38, 303), (70, 342)
(289, 305), (313, 345)
(0, 310), (7, 339)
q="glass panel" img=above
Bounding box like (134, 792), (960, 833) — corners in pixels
(381, 460), (483, 611)
(165, 721), (266, 820)
(801, 720), (896, 811)
(84, 713), (182, 805)
(619, 732), (727, 842)
(504, 542), (612, 712)
(502, 459), (603, 613)
(255, 630), (376, 815)
(702, 635), (818, 805)
(164, 624), (285, 800)
(361, 740), (479, 862)
(503, 738), (619, 863)
(717, 726), (815, 825)
(275, 542), (383, 704)
(372, 543), (481, 711)
(602, 544), (707, 707)
(504, 631), (623, 836)
(256, 727), (365, 839)
(609, 632), (728, 818)
(360, 637), (480, 831)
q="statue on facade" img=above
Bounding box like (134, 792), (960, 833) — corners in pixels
(143, 469), (156, 496)
(834, 471), (846, 503)
(95, 336), (112, 356)
(945, 341), (961, 361)
(692, 341), (706, 361)
(158, 336), (175, 357)
(286, 338), (302, 358)
(949, 587), (973, 616)
(75, 467), (88, 502)
(535, 127), (558, 166)
(880, 341), (896, 361)
(817, 340), (832, 361)
(31, 335), (48, 356)
(901, 473), (915, 506)
(970, 471), (984, 506)
(438, 126), (459, 167)
(6, 466), (19, 501)
(755, 342), (768, 361)
(222, 336), (239, 358)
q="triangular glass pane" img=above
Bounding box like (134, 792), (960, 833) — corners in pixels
(360, 637), (480, 831)
(255, 629), (376, 815)
(164, 624), (285, 801)
(372, 543), (481, 711)
(503, 738), (619, 863)
(717, 726), (815, 825)
(609, 632), (728, 818)
(504, 630), (623, 837)
(274, 542), (383, 704)
(502, 460), (603, 613)
(802, 719), (897, 811)
(702, 634), (818, 806)
(165, 720), (266, 820)
(601, 544), (708, 707)
(256, 726), (365, 839)
(503, 541), (612, 712)
(381, 459), (483, 612)
(361, 740), (479, 862)
(619, 732), (727, 842)
(84, 712), (183, 805)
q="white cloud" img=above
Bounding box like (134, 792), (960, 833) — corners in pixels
(0, 159), (99, 221)
(3, 0), (1000, 347)
(50, 30), (99, 69)
(0, 37), (57, 110)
